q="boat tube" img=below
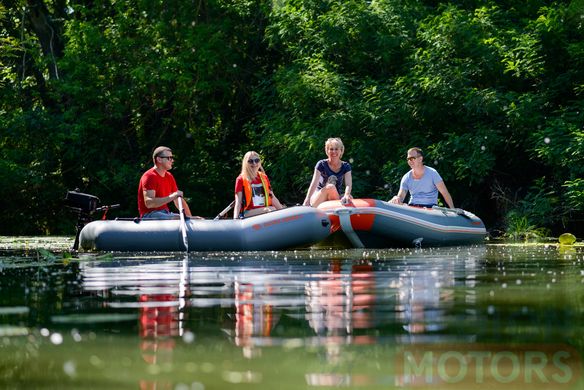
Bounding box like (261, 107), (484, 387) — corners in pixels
(317, 199), (486, 248)
(79, 206), (331, 252)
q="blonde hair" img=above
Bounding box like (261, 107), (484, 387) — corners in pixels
(325, 137), (344, 153)
(240, 151), (265, 181)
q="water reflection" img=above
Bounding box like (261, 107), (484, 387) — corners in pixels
(4, 245), (583, 388)
(79, 250), (483, 348)
(305, 260), (376, 342)
(74, 248), (489, 387)
(82, 258), (189, 389)
(398, 264), (452, 335)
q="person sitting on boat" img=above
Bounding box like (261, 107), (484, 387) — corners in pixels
(233, 151), (284, 218)
(138, 146), (193, 219)
(389, 147), (455, 209)
(303, 137), (353, 207)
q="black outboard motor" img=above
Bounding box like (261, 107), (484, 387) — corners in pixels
(65, 190), (100, 215)
(65, 190), (119, 250)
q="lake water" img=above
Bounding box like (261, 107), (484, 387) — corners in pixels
(1, 239), (583, 389)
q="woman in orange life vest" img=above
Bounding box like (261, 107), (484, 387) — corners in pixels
(233, 151), (283, 218)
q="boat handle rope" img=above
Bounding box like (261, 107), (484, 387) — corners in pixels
(432, 206), (470, 219)
(334, 208), (365, 248)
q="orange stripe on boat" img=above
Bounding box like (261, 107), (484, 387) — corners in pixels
(328, 215), (341, 233)
(318, 199), (377, 232)
(350, 213), (375, 231)
(350, 199), (376, 230)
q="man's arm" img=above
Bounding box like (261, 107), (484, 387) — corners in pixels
(389, 188), (407, 204)
(436, 181), (454, 209)
(173, 196), (192, 217)
(143, 189), (182, 209)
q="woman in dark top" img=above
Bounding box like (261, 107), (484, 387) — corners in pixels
(303, 138), (353, 207)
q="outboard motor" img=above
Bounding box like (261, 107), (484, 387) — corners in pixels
(65, 190), (119, 250)
(65, 190), (100, 214)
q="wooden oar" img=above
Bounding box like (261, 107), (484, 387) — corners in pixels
(177, 196), (189, 252)
(214, 200), (235, 220)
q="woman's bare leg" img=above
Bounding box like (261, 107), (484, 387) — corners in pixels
(310, 184), (340, 207)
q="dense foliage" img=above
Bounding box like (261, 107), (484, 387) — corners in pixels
(1, 0), (583, 237)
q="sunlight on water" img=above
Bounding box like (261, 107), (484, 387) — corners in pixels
(1, 244), (583, 389)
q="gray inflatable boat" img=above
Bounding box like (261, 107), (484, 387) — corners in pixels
(79, 206), (331, 252)
(318, 199), (486, 248)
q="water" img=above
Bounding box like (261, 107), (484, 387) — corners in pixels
(1, 242), (583, 389)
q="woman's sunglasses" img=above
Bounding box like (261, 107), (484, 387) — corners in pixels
(248, 158), (261, 164)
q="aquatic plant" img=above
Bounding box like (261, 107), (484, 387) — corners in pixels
(37, 248), (58, 262)
(503, 212), (550, 241)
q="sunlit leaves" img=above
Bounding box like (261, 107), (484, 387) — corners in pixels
(563, 179), (584, 212)
(501, 33), (544, 79)
(428, 129), (500, 186)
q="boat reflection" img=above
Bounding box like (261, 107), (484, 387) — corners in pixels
(81, 257), (189, 390)
(79, 249), (483, 387)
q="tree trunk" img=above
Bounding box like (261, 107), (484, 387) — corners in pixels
(26, 0), (64, 80)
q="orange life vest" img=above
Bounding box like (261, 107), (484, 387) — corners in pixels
(242, 172), (272, 211)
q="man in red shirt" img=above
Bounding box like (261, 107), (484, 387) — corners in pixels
(137, 146), (193, 219)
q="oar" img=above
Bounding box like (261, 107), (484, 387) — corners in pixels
(178, 250), (189, 336)
(177, 196), (189, 252)
(214, 200), (235, 220)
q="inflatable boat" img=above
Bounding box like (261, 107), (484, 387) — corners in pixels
(317, 199), (486, 248)
(79, 206), (331, 252)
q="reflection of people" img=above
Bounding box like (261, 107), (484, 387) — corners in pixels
(138, 146), (193, 219)
(233, 151), (283, 219)
(303, 138), (353, 207)
(400, 270), (441, 334)
(139, 294), (178, 362)
(234, 281), (276, 355)
(139, 293), (180, 390)
(389, 147), (454, 209)
(305, 260), (375, 339)
(304, 260), (377, 387)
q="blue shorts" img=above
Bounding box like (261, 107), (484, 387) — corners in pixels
(142, 210), (179, 219)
